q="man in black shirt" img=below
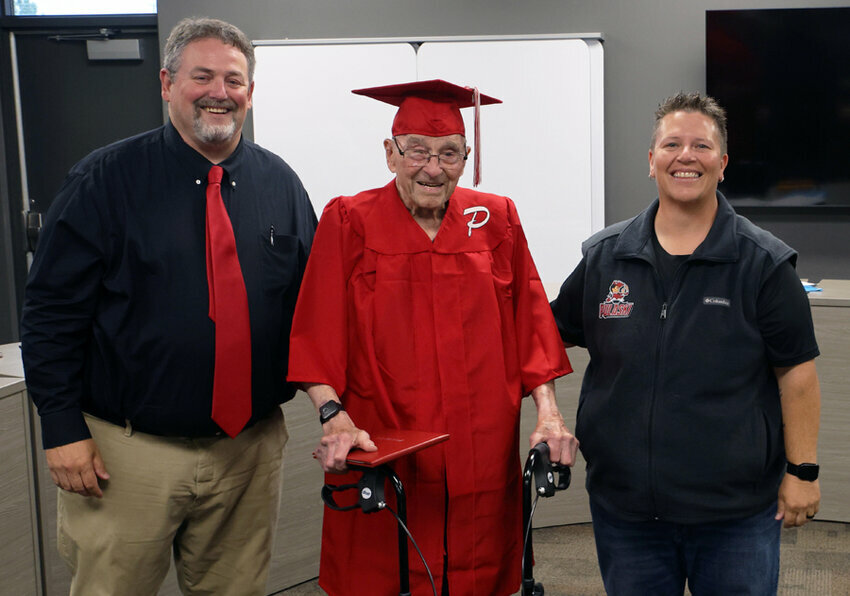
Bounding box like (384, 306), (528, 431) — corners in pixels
(21, 17), (316, 595)
(550, 92), (821, 595)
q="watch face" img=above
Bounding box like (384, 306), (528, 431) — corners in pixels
(797, 464), (819, 481)
(319, 401), (343, 423)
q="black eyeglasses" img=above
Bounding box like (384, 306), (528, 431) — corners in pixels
(393, 137), (468, 167)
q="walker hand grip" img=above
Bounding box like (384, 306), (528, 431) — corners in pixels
(529, 443), (571, 497)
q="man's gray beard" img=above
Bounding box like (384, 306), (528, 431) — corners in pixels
(193, 116), (237, 144)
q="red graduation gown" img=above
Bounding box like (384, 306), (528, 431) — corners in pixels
(288, 180), (571, 595)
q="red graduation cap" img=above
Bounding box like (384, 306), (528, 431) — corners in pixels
(352, 79), (502, 186)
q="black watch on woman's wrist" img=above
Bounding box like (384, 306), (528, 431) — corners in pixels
(319, 400), (345, 424)
(786, 462), (819, 481)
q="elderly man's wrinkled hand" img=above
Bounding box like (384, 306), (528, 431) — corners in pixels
(314, 413), (377, 473)
(529, 411), (579, 467)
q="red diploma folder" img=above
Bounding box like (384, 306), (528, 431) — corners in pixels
(346, 428), (450, 467)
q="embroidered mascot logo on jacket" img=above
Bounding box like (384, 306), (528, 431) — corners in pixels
(599, 280), (634, 319)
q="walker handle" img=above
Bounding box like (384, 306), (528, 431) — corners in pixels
(530, 443), (571, 497)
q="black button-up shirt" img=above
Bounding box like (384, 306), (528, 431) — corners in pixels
(21, 121), (317, 448)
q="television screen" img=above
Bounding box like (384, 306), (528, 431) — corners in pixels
(706, 8), (850, 208)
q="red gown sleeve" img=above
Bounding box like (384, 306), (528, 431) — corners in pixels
(287, 198), (357, 397)
(507, 199), (572, 394)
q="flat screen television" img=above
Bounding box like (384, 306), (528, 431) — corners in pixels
(706, 7), (850, 209)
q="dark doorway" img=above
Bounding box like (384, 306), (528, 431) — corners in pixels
(0, 25), (162, 342)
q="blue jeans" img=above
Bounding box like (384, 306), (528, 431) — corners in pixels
(590, 499), (781, 596)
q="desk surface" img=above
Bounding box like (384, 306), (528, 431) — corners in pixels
(808, 279), (850, 307)
(0, 343), (25, 399)
(0, 342), (23, 376)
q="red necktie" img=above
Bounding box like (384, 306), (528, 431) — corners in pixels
(206, 165), (252, 437)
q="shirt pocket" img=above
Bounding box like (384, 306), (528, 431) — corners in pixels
(259, 233), (302, 296)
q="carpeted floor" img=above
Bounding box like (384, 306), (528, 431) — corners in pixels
(276, 520), (850, 595)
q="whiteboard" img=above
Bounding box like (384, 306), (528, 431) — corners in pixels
(252, 36), (604, 294)
(417, 39), (604, 294)
(252, 43), (413, 203)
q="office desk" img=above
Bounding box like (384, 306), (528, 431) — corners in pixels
(0, 344), (40, 595)
(807, 280), (850, 522)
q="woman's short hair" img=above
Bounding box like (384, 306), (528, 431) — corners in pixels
(651, 92), (728, 154)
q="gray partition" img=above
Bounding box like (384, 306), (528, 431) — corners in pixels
(0, 381), (40, 596)
(808, 280), (850, 522)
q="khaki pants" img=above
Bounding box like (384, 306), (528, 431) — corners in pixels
(58, 409), (287, 596)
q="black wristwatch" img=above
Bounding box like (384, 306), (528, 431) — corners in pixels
(786, 462), (819, 481)
(319, 400), (345, 424)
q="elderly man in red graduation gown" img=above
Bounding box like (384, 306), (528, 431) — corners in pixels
(288, 79), (578, 596)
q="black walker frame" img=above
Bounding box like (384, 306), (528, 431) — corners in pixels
(322, 464), (413, 596)
(321, 442), (570, 596)
(521, 442), (571, 596)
